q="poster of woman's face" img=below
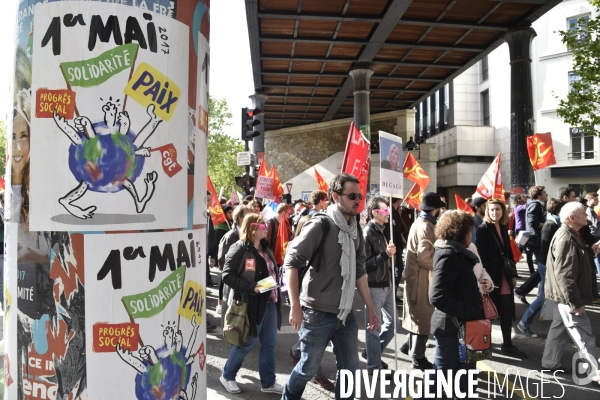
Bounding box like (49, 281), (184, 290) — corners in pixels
(380, 136), (402, 172)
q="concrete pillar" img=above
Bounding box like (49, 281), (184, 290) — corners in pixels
(393, 109), (416, 144)
(249, 92), (268, 157)
(349, 69), (374, 139)
(504, 25), (537, 192)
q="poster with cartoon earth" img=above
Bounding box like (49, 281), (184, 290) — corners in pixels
(29, 2), (189, 231)
(85, 229), (207, 399)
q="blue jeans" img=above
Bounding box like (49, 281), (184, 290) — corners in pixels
(283, 309), (359, 400)
(223, 303), (278, 388)
(364, 286), (395, 370)
(418, 335), (478, 399)
(520, 262), (546, 328)
(595, 256), (600, 275)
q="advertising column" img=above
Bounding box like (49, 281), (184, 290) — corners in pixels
(5, 1), (209, 398)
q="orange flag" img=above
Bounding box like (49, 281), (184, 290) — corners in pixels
(258, 159), (270, 178)
(271, 165), (284, 198)
(314, 167), (329, 192)
(405, 183), (424, 209)
(274, 216), (291, 265)
(476, 153), (504, 201)
(454, 193), (474, 215)
(527, 133), (557, 171)
(341, 122), (370, 213)
(403, 153), (430, 189)
(207, 175), (227, 226)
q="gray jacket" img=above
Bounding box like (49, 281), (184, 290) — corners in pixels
(587, 206), (600, 238)
(283, 215), (366, 314)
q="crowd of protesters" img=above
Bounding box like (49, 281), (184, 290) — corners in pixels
(205, 177), (600, 398)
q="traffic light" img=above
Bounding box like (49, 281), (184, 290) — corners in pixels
(235, 174), (256, 191)
(241, 107), (262, 141)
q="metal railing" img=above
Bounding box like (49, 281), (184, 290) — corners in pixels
(568, 151), (598, 160)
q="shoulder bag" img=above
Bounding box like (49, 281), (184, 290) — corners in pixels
(490, 228), (518, 279)
(459, 319), (492, 363)
(223, 249), (252, 347)
(482, 293), (498, 319)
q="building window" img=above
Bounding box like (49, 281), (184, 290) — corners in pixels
(481, 56), (489, 82)
(568, 71), (581, 93)
(568, 14), (590, 41)
(481, 90), (490, 126)
(443, 83), (449, 125)
(434, 91), (439, 131)
(569, 127), (595, 160)
(423, 98), (430, 137)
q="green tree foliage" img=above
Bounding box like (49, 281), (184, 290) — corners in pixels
(556, 6), (600, 136)
(0, 121), (6, 178)
(207, 96), (244, 195)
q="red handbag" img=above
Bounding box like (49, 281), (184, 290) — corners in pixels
(482, 293), (498, 320)
(463, 319), (492, 351)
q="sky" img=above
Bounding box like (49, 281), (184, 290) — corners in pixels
(0, 0), (253, 138)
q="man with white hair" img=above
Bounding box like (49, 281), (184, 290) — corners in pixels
(542, 202), (600, 373)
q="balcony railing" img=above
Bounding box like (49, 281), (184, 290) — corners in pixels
(568, 151), (597, 160)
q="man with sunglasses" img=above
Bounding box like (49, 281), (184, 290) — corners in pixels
(282, 173), (378, 400)
(362, 196), (397, 374)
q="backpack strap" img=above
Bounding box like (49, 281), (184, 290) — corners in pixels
(299, 214), (330, 284)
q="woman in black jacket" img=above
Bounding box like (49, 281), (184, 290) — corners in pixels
(220, 213), (283, 395)
(421, 210), (485, 399)
(476, 198), (527, 358)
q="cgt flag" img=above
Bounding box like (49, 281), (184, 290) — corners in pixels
(403, 153), (430, 189)
(341, 122), (370, 213)
(314, 167), (329, 192)
(405, 183), (424, 210)
(207, 175), (227, 226)
(274, 215), (291, 265)
(151, 143), (183, 178)
(527, 133), (557, 171)
(454, 193), (474, 215)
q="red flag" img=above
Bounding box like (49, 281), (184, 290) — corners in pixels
(271, 165), (284, 198)
(454, 193), (474, 215)
(476, 153), (504, 200)
(207, 175), (227, 226)
(274, 216), (291, 265)
(314, 167), (329, 192)
(341, 122), (370, 213)
(527, 133), (557, 171)
(151, 144), (183, 178)
(405, 183), (424, 210)
(403, 153), (430, 189)
(0, 176), (5, 192)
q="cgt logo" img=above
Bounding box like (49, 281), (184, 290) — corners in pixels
(572, 351), (599, 385)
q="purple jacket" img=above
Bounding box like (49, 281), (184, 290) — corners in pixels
(514, 204), (526, 233)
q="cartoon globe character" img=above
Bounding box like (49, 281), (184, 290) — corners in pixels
(52, 99), (162, 219)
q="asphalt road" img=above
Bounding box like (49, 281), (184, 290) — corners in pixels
(205, 261), (600, 400)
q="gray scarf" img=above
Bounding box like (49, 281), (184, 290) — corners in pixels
(326, 204), (357, 324)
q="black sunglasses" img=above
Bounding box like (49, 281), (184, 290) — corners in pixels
(340, 192), (364, 201)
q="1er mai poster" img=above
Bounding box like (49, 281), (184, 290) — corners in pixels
(29, 2), (189, 231)
(85, 229), (207, 399)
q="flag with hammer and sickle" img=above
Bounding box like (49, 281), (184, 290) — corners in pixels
(527, 133), (557, 171)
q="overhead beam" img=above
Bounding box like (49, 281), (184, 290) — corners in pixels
(258, 12), (381, 23)
(484, 0), (547, 4)
(261, 56), (462, 69)
(398, 18), (509, 31)
(262, 83), (429, 93)
(259, 36), (484, 52)
(262, 71), (443, 82)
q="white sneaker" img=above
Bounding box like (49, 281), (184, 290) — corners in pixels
(261, 382), (284, 394)
(216, 304), (223, 314)
(220, 375), (241, 394)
